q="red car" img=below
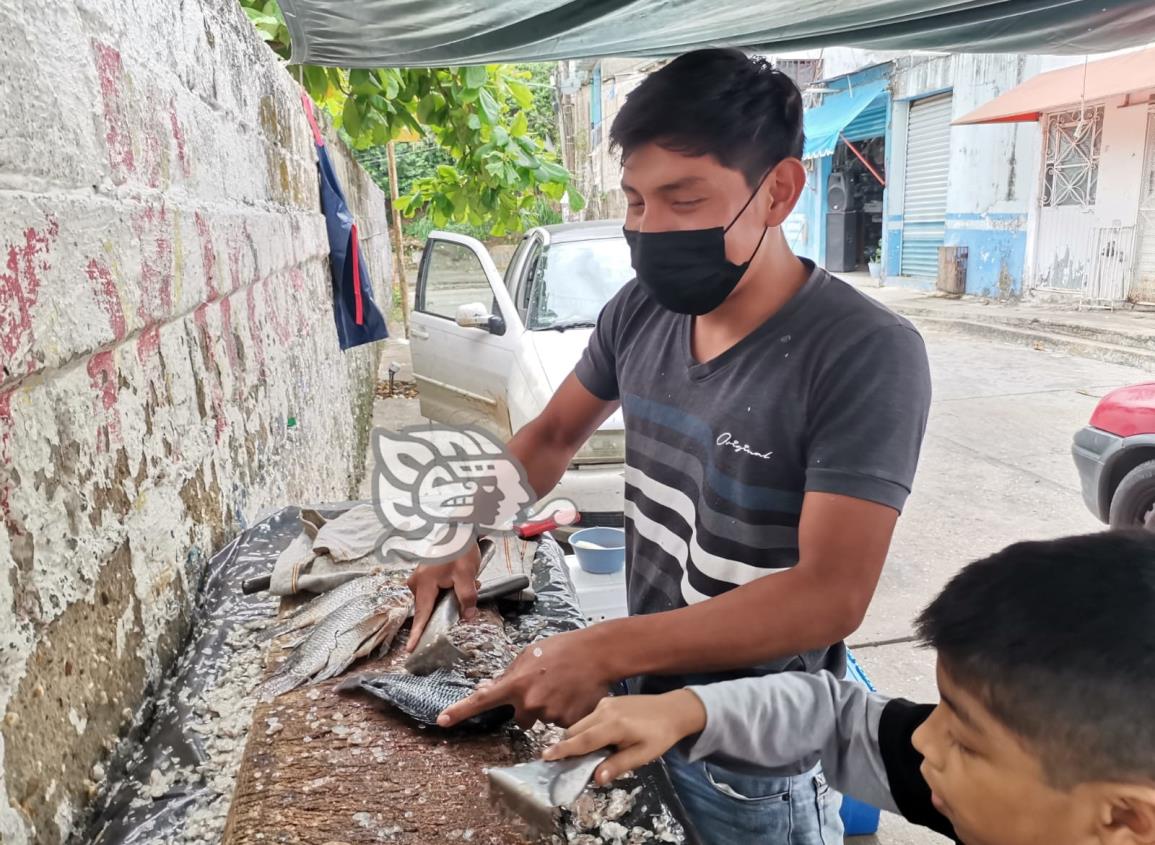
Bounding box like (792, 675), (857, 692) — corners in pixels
(1073, 382), (1155, 530)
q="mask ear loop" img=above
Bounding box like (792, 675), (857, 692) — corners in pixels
(741, 225), (770, 268)
(723, 167), (775, 234)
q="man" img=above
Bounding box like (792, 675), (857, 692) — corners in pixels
(410, 48), (932, 842)
(543, 530), (1155, 845)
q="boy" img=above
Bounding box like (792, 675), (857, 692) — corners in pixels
(422, 48), (932, 842)
(544, 531), (1155, 845)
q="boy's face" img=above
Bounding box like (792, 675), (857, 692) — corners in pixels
(913, 660), (1122, 845)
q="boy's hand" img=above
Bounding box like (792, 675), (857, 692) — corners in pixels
(541, 690), (708, 786)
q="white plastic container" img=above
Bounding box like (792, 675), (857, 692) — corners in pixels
(564, 554), (628, 623)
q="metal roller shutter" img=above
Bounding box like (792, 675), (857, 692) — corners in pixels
(901, 93), (953, 278)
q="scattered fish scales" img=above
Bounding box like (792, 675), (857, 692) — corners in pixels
(445, 614), (519, 680)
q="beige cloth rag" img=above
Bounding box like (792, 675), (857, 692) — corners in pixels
(269, 505), (537, 597)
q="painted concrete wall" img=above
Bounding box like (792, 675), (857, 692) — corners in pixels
(786, 155), (832, 266)
(566, 58), (653, 221)
(887, 54), (1051, 297)
(0, 1), (390, 842)
(787, 63), (892, 271)
(1030, 95), (1152, 297)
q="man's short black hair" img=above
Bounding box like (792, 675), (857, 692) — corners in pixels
(916, 530), (1155, 788)
(609, 48), (805, 188)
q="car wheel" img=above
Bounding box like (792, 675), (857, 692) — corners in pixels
(1109, 459), (1155, 532)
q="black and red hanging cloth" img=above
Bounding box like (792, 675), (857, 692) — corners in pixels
(300, 91), (389, 351)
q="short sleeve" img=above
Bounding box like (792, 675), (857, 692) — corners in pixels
(805, 324), (931, 512)
(573, 283), (630, 401)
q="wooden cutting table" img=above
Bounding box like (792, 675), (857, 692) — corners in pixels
(222, 618), (532, 845)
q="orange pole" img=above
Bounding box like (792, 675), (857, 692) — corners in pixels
(839, 133), (886, 187)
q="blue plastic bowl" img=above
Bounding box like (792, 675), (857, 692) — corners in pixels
(569, 527), (626, 574)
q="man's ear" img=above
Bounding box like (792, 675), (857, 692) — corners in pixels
(1099, 785), (1155, 845)
(764, 159), (806, 227)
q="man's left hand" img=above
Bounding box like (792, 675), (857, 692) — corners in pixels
(437, 628), (613, 728)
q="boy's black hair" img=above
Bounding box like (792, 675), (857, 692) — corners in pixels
(916, 530), (1155, 788)
(609, 48), (804, 188)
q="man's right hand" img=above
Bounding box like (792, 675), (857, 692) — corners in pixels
(405, 542), (483, 650)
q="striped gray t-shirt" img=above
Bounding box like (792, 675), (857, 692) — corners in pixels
(575, 262), (931, 696)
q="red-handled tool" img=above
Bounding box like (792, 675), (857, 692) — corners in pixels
(516, 505), (581, 539)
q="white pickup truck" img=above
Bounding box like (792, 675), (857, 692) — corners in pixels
(409, 220), (633, 532)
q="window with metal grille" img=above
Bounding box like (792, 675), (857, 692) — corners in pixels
(1042, 106), (1104, 208)
(775, 58), (822, 90)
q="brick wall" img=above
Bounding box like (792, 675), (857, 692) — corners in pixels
(0, 1), (391, 841)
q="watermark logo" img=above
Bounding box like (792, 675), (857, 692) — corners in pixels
(371, 424), (576, 565)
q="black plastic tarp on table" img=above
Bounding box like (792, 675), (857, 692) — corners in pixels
(85, 502), (700, 844)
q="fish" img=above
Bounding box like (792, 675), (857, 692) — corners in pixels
(258, 587), (413, 701)
(337, 670), (514, 730)
(339, 611), (518, 728)
(261, 572), (399, 643)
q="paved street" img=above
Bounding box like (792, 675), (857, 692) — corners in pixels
(363, 320), (1150, 844)
(852, 323), (1148, 844)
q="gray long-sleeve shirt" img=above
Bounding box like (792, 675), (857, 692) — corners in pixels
(683, 671), (900, 812)
(678, 671), (958, 839)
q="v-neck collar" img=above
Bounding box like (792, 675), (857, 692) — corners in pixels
(681, 260), (826, 381)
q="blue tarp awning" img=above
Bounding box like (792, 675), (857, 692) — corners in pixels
(803, 80), (889, 160)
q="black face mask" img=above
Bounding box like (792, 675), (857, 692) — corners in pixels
(623, 172), (771, 316)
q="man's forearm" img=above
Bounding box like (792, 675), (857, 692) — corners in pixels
(507, 418), (579, 501)
(592, 565), (864, 679)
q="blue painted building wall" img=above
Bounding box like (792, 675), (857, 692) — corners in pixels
(944, 213), (1030, 297)
(786, 155), (832, 265)
(886, 55), (1046, 298)
(789, 63), (890, 271)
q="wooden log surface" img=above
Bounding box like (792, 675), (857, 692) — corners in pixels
(222, 605), (534, 845)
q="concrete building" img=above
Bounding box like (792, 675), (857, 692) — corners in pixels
(957, 47), (1155, 304)
(556, 58), (661, 220)
(560, 47), (1155, 304)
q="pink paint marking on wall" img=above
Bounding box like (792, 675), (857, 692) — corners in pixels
(245, 285), (268, 376)
(195, 212), (219, 300)
(85, 258), (127, 341)
(136, 324), (161, 364)
(193, 304), (228, 443)
(262, 275), (294, 345)
(289, 267), (305, 293)
(218, 297), (240, 372)
(87, 351), (122, 452)
(169, 98), (190, 178)
(0, 219), (60, 378)
(226, 223), (257, 295)
(142, 131), (165, 189)
(131, 203), (174, 322)
(92, 41), (135, 183)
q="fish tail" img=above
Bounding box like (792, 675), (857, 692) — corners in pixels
(258, 672), (303, 702)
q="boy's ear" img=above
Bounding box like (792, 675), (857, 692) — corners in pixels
(1100, 785), (1155, 845)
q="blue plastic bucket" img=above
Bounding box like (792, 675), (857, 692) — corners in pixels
(569, 527), (626, 574)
